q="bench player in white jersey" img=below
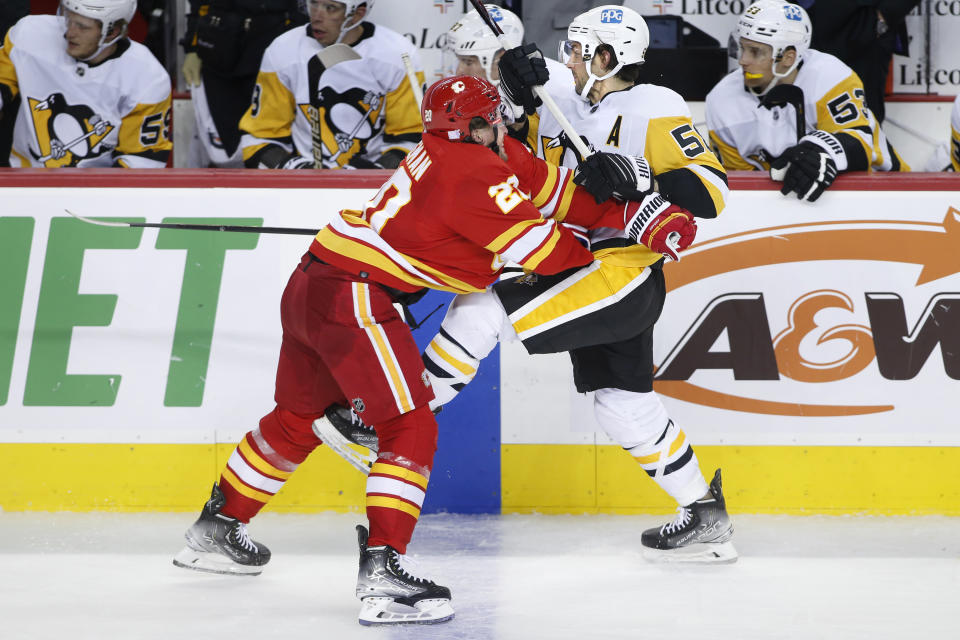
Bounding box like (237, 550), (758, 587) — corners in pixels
(706, 0), (908, 203)
(441, 4), (575, 150)
(951, 95), (960, 172)
(325, 5), (739, 564)
(0, 0), (171, 168)
(239, 0), (424, 169)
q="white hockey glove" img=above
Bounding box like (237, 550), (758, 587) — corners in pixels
(573, 152), (654, 204)
(623, 193), (697, 262)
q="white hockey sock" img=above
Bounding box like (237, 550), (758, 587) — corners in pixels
(594, 388), (708, 507)
(423, 290), (513, 410)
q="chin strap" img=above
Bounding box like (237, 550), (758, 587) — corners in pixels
(578, 61), (624, 101)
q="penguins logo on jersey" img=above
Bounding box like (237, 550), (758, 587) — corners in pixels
(27, 93), (114, 167)
(301, 86), (385, 167)
(543, 130), (591, 166)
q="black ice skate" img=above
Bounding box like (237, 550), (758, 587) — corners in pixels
(641, 469), (738, 564)
(355, 525), (454, 625)
(172, 483), (271, 576)
(313, 404), (378, 474)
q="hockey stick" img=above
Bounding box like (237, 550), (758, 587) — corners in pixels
(467, 0), (591, 160)
(309, 43), (363, 169)
(66, 209), (320, 235)
(401, 52), (424, 106)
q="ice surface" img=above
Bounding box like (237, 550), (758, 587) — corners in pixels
(1, 512), (957, 639)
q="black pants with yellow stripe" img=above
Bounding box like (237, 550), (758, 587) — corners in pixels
(493, 260), (666, 394)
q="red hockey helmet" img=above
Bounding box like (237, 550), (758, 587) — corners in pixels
(422, 75), (502, 141)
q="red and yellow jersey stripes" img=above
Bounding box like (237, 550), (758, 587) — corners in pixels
(311, 134), (616, 294)
(366, 460), (429, 521)
(706, 49), (909, 173)
(221, 430), (299, 508)
(239, 22), (423, 168)
(351, 282), (418, 415)
(951, 95), (960, 172)
(0, 16), (171, 168)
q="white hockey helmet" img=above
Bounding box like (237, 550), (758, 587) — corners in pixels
(60, 0), (136, 50)
(732, 1), (811, 92)
(444, 5), (524, 84)
(560, 5), (649, 100)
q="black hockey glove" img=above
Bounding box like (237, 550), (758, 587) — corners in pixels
(769, 141), (838, 203)
(573, 152), (654, 204)
(497, 43), (549, 117)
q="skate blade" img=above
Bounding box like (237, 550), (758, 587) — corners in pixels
(358, 597), (455, 626)
(172, 546), (263, 576)
(642, 541), (738, 565)
(313, 416), (375, 475)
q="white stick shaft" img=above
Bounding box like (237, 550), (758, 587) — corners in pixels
(401, 53), (423, 107)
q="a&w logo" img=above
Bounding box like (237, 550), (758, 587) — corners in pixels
(653, 207), (960, 418)
(783, 5), (804, 21)
(600, 8), (624, 23)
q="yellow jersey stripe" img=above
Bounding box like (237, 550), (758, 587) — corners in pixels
(520, 225), (562, 272)
(222, 467), (273, 502)
(366, 495), (421, 519)
(485, 218), (545, 254)
(532, 162), (560, 206)
(428, 339), (476, 376)
(239, 438), (293, 480)
(354, 284), (414, 413)
(370, 462), (428, 490)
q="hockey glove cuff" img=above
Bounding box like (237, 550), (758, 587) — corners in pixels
(624, 193), (697, 262)
(497, 43), (549, 116)
(574, 152), (654, 204)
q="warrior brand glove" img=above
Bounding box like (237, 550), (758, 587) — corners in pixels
(623, 193), (697, 262)
(561, 222), (590, 250)
(573, 152), (654, 204)
(769, 140), (838, 203)
(497, 43), (549, 117)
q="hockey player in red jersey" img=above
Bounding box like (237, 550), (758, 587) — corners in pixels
(173, 75), (632, 626)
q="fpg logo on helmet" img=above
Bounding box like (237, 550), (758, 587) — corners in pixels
(488, 6), (504, 21)
(600, 8), (624, 23)
(783, 5), (804, 20)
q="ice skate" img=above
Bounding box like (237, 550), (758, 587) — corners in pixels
(641, 469), (738, 564)
(355, 525), (454, 625)
(313, 404), (377, 474)
(172, 483), (271, 576)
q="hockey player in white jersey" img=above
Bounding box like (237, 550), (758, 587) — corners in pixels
(440, 4), (574, 150)
(706, 0), (908, 202)
(239, 0), (424, 169)
(322, 5), (738, 565)
(0, 0), (172, 168)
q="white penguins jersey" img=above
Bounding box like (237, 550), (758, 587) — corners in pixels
(239, 22), (424, 169)
(533, 80), (729, 268)
(0, 16), (172, 168)
(705, 48), (907, 173)
(950, 95), (960, 172)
